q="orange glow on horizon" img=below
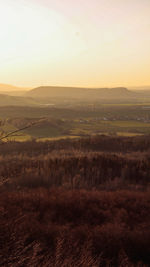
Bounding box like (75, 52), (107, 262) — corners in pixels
(0, 0), (150, 88)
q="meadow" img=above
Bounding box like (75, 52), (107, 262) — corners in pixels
(1, 104), (150, 141)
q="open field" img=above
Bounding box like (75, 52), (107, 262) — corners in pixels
(1, 104), (150, 141)
(0, 119), (150, 141)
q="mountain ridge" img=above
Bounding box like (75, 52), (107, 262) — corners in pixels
(26, 86), (134, 99)
(1, 83), (150, 102)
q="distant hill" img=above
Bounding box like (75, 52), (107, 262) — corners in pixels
(0, 94), (37, 106)
(26, 86), (136, 99)
(0, 83), (30, 92)
(0, 90), (28, 96)
(0, 84), (31, 97)
(2, 84), (150, 106)
(129, 86), (150, 91)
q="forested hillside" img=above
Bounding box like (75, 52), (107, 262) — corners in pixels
(1, 136), (150, 266)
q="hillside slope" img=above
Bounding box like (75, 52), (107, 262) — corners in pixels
(26, 86), (137, 99)
(0, 83), (30, 91)
(0, 94), (37, 106)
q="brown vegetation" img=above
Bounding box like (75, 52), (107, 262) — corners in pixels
(1, 135), (150, 266)
(1, 189), (150, 266)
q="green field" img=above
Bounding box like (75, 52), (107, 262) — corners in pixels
(0, 119), (150, 141)
(105, 120), (150, 127)
(1, 104), (150, 141)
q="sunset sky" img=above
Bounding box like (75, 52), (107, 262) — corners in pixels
(0, 0), (150, 88)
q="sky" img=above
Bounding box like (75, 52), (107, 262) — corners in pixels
(0, 0), (150, 88)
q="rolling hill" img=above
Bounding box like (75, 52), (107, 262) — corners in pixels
(26, 86), (136, 99)
(0, 84), (30, 96)
(1, 84), (150, 107)
(0, 94), (37, 106)
(0, 83), (30, 91)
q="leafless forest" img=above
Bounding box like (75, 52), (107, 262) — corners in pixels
(1, 135), (150, 266)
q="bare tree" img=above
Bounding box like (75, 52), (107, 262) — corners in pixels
(0, 120), (41, 142)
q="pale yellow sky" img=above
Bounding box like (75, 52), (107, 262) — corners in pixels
(0, 0), (150, 88)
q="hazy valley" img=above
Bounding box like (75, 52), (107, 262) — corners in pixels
(1, 84), (150, 141)
(1, 84), (150, 266)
